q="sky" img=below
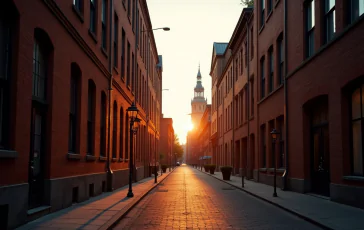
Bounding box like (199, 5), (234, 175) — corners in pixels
(147, 0), (246, 144)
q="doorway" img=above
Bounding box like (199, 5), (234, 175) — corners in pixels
(28, 106), (46, 209)
(309, 96), (330, 196)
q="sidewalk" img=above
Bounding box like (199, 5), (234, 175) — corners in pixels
(17, 170), (173, 230)
(196, 167), (364, 230)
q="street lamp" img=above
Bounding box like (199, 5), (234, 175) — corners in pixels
(270, 128), (280, 197)
(126, 102), (140, 198)
(142, 27), (170, 32)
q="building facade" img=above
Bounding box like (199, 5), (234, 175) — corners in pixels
(209, 1), (364, 209)
(197, 105), (212, 165)
(159, 116), (174, 167)
(0, 0), (163, 228)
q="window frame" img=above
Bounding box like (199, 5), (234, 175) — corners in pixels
(68, 68), (79, 153)
(261, 0), (265, 28)
(101, 0), (107, 50)
(73, 0), (83, 13)
(277, 35), (284, 86)
(87, 80), (96, 155)
(268, 47), (274, 93)
(260, 56), (265, 99)
(350, 85), (364, 176)
(113, 13), (118, 68)
(324, 0), (336, 43)
(306, 0), (315, 58)
(90, 0), (97, 34)
(349, 0), (364, 24)
(0, 18), (11, 149)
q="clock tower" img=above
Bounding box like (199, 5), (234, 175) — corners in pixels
(191, 65), (207, 128)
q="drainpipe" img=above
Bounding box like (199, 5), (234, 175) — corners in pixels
(283, 0), (289, 190)
(106, 0), (114, 192)
(133, 0), (139, 182)
(244, 16), (250, 187)
(232, 52), (235, 173)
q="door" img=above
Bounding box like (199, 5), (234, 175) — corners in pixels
(311, 125), (330, 196)
(28, 108), (45, 209)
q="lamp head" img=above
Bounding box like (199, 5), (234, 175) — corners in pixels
(127, 102), (139, 120)
(163, 27), (170, 31)
(270, 129), (280, 141)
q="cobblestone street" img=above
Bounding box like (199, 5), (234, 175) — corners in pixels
(114, 165), (322, 229)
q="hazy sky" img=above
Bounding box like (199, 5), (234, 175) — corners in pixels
(147, 0), (245, 144)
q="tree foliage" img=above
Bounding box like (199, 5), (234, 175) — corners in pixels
(173, 134), (184, 159)
(240, 0), (254, 7)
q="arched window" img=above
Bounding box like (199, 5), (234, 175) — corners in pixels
(351, 85), (364, 176)
(87, 80), (96, 155)
(112, 101), (118, 158)
(33, 34), (48, 100)
(68, 63), (81, 153)
(125, 113), (129, 160)
(120, 107), (124, 159)
(100, 91), (107, 156)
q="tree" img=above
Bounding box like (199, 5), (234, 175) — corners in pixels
(240, 0), (254, 7)
(173, 134), (184, 160)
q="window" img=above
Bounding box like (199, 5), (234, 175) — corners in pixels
(260, 0), (265, 28)
(100, 92), (107, 156)
(125, 114), (129, 159)
(350, 0), (364, 23)
(268, 47), (274, 93)
(69, 64), (80, 153)
(260, 57), (265, 99)
(90, 0), (96, 33)
(127, 0), (131, 18)
(33, 39), (47, 100)
(114, 14), (118, 68)
(245, 87), (248, 121)
(112, 101), (117, 158)
(101, 0), (107, 50)
(132, 53), (134, 92)
(277, 117), (285, 168)
(119, 108), (124, 159)
(351, 85), (364, 176)
(132, 0), (135, 30)
(306, 0), (315, 58)
(261, 124), (266, 167)
(73, 0), (83, 12)
(277, 35), (284, 85)
(0, 16), (11, 149)
(121, 29), (125, 79)
(240, 49), (243, 75)
(250, 79), (254, 116)
(127, 41), (130, 86)
(268, 0), (273, 14)
(87, 80), (96, 155)
(325, 0), (336, 43)
(250, 27), (254, 59)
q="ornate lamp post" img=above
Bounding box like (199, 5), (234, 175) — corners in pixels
(270, 128), (280, 197)
(126, 102), (140, 198)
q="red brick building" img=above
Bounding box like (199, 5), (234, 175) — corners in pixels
(159, 116), (174, 167)
(0, 0), (163, 228)
(209, 1), (364, 209)
(197, 105), (212, 166)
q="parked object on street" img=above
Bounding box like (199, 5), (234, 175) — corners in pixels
(220, 166), (233, 180)
(161, 165), (167, 173)
(176, 162), (180, 166)
(209, 165), (216, 174)
(204, 164), (210, 172)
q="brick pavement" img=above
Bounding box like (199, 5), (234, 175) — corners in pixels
(114, 165), (321, 229)
(16, 170), (173, 230)
(198, 167), (364, 230)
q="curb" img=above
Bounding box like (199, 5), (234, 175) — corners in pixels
(99, 168), (175, 230)
(194, 167), (333, 230)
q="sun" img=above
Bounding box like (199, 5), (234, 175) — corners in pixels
(188, 123), (194, 131)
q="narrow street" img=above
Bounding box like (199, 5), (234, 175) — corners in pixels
(114, 165), (322, 229)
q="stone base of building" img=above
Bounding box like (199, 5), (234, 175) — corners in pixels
(331, 183), (364, 209)
(288, 178), (311, 193)
(0, 167), (146, 229)
(258, 172), (283, 188)
(0, 183), (28, 229)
